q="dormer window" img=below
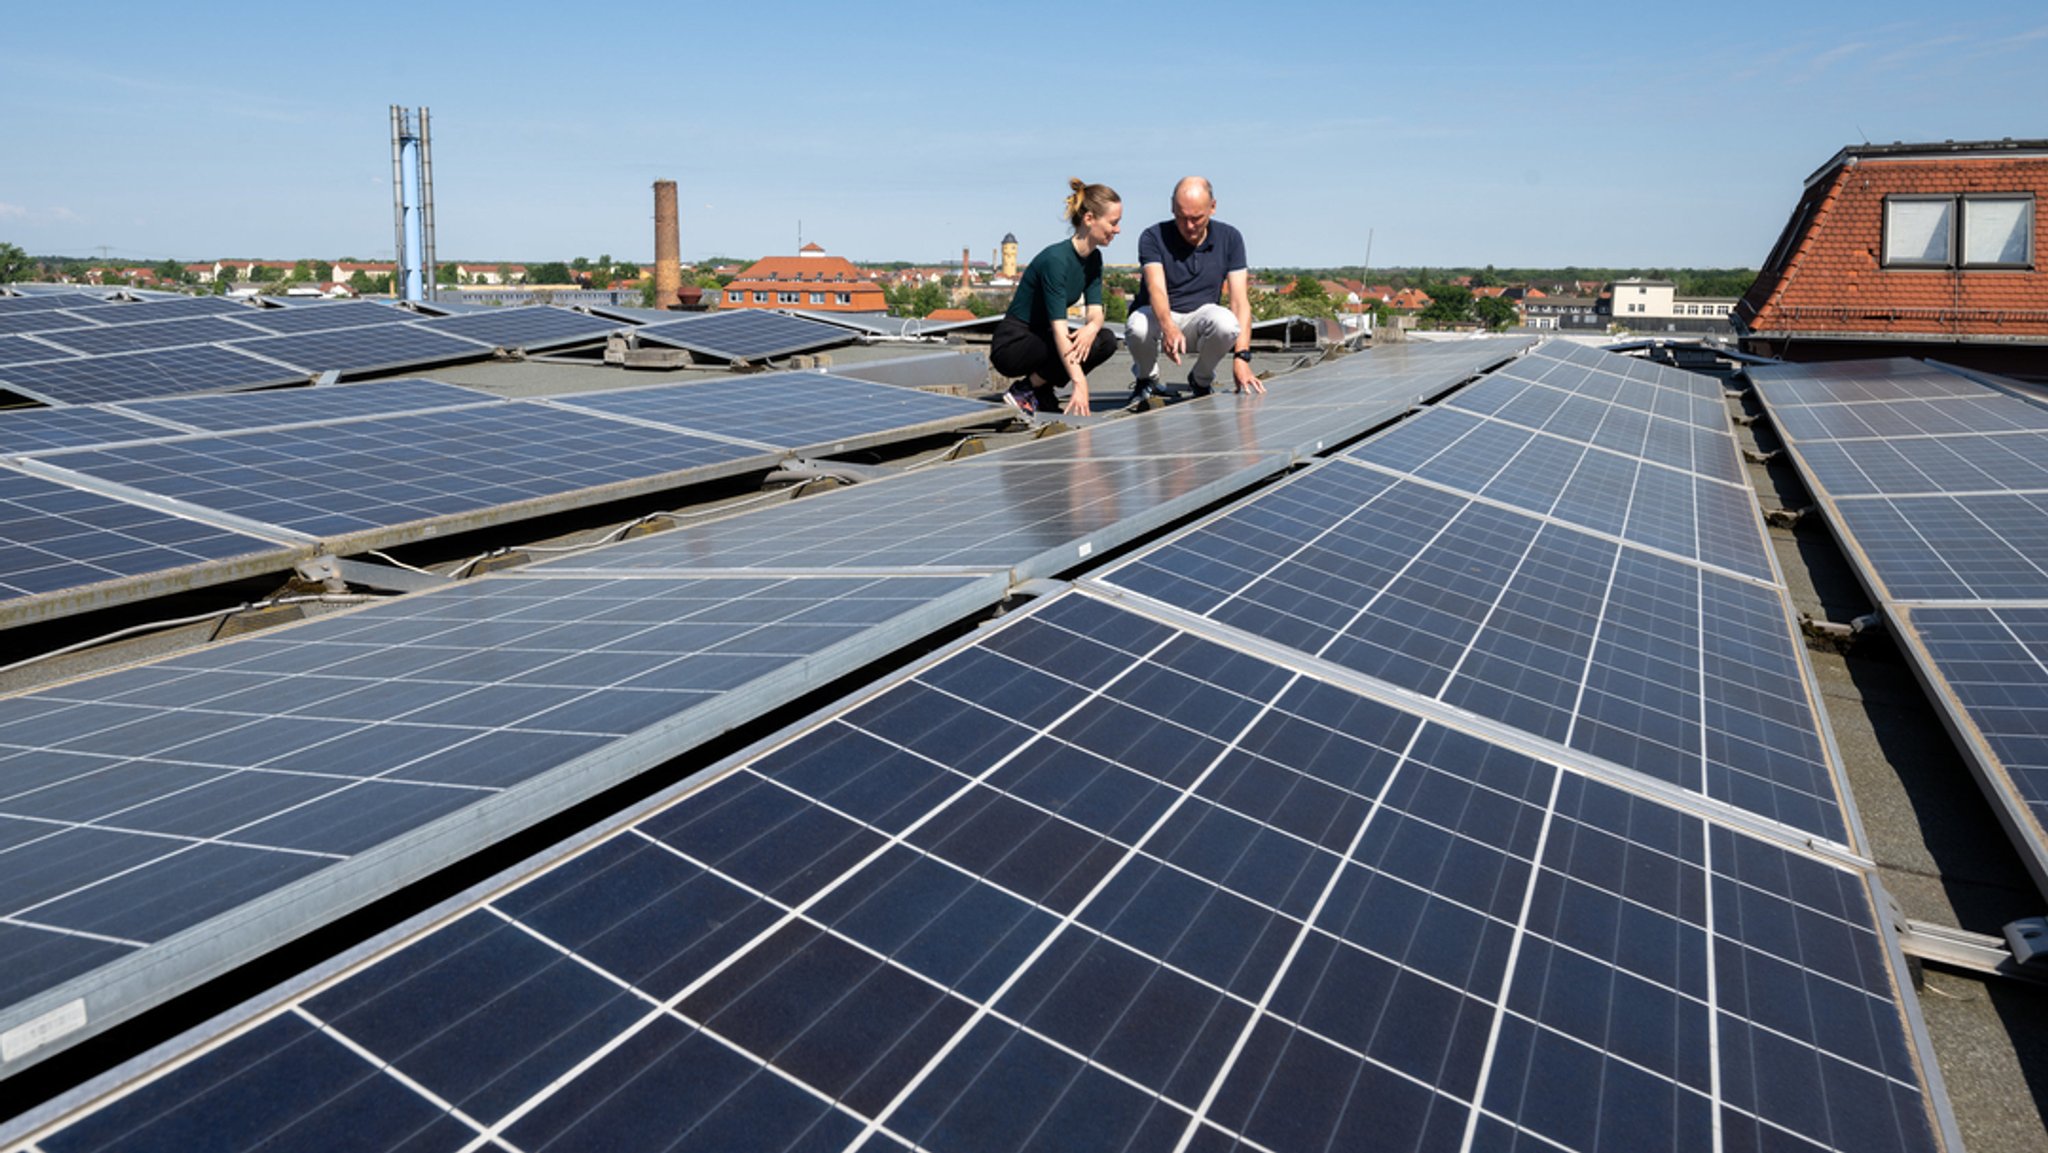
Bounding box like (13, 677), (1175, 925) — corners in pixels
(1884, 194), (2033, 269)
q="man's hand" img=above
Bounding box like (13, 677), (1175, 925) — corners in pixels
(1232, 355), (1264, 394)
(1160, 317), (1186, 364)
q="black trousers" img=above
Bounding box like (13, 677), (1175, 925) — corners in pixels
(990, 315), (1119, 383)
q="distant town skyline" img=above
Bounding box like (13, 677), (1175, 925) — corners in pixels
(3, 1), (2043, 271)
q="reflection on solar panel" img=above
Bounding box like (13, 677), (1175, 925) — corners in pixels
(33, 403), (774, 544)
(112, 378), (498, 433)
(0, 569), (1007, 1077)
(18, 591), (1952, 1151)
(0, 408), (180, 456)
(0, 344), (303, 406)
(224, 324), (492, 376)
(548, 371), (998, 451)
(0, 467), (291, 606)
(550, 450), (1287, 580)
(230, 300), (410, 335)
(1752, 358), (2048, 897)
(635, 310), (852, 361)
(29, 315), (273, 356)
(410, 305), (623, 350)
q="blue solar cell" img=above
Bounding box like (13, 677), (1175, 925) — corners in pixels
(549, 371), (999, 451)
(17, 592), (1946, 1152)
(634, 310), (852, 360)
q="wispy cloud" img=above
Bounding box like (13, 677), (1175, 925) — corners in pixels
(0, 202), (26, 219)
(1788, 41), (1871, 84)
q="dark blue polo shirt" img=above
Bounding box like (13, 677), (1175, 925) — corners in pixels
(1136, 219), (1247, 313)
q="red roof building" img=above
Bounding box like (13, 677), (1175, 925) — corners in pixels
(1737, 139), (2048, 376)
(721, 246), (885, 313)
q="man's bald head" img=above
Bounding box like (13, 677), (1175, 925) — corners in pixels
(1171, 177), (1216, 246)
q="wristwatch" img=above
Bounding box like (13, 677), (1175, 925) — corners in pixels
(1232, 349), (1253, 362)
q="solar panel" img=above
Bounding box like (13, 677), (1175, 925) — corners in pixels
(546, 371), (1000, 452)
(1099, 460), (1839, 838)
(49, 296), (257, 323)
(0, 569), (1008, 1076)
(0, 345), (305, 406)
(1750, 359), (2048, 895)
(223, 324), (493, 376)
(0, 335), (76, 366)
(12, 590), (1953, 1152)
(110, 378), (499, 433)
(0, 408), (182, 456)
(635, 310), (853, 361)
(229, 300), (411, 335)
(32, 403), (776, 545)
(0, 294), (106, 315)
(409, 305), (623, 350)
(27, 315), (274, 356)
(0, 466), (294, 613)
(546, 450), (1289, 580)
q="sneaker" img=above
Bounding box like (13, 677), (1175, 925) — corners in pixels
(1128, 375), (1174, 406)
(1187, 377), (1214, 398)
(1002, 383), (1036, 415)
(1032, 385), (1062, 413)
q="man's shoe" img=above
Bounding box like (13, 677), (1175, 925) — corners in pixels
(1002, 383), (1036, 415)
(1187, 377), (1214, 398)
(1032, 385), (1062, 413)
(1128, 376), (1174, 406)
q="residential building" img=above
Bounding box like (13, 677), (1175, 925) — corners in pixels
(1607, 277), (1736, 334)
(1736, 138), (2048, 376)
(720, 244), (886, 312)
(1524, 295), (1606, 331)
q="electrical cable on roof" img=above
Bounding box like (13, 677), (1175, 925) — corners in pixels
(0, 593), (385, 676)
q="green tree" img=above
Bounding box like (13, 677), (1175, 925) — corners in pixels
(436, 262), (459, 286)
(289, 259), (315, 283)
(153, 258), (189, 285)
(1470, 265), (1500, 288)
(964, 292), (1004, 318)
(0, 242), (33, 283)
(614, 261), (639, 280)
(908, 282), (947, 317)
(640, 279), (660, 308)
(1417, 284), (1474, 328)
(347, 270), (373, 296)
(1473, 295), (1519, 332)
(312, 261), (333, 282)
(1103, 290), (1129, 325)
(528, 261), (572, 284)
(249, 264), (284, 283)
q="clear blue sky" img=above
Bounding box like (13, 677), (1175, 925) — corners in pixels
(3, 1), (2043, 271)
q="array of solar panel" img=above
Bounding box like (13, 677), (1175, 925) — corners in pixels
(20, 590), (1950, 1153)
(635, 310), (853, 360)
(110, 378), (499, 434)
(0, 336), (75, 365)
(227, 301), (409, 335)
(224, 324), (493, 376)
(1751, 362), (2048, 603)
(0, 569), (1007, 1075)
(0, 344), (306, 406)
(26, 316), (274, 357)
(1352, 344), (1766, 581)
(1102, 453), (1841, 840)
(30, 403), (773, 542)
(1749, 359), (2048, 896)
(409, 306), (623, 350)
(0, 466), (291, 604)
(546, 371), (1000, 451)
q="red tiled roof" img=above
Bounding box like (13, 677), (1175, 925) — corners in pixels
(1741, 145), (2048, 339)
